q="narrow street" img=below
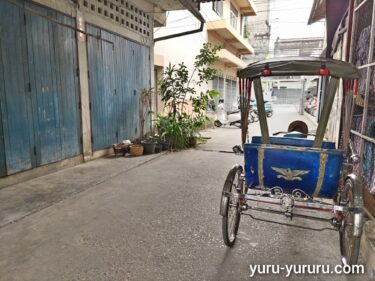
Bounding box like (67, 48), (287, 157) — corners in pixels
(0, 106), (367, 281)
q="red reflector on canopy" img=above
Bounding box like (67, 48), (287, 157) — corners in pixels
(262, 69), (272, 76)
(319, 68), (330, 76)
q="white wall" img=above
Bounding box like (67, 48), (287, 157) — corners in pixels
(155, 3), (244, 106)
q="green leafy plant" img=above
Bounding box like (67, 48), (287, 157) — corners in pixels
(155, 43), (221, 150)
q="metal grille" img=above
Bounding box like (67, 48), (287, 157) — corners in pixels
(213, 75), (224, 99)
(80, 0), (152, 38)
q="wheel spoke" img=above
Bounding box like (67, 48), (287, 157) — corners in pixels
(222, 166), (243, 247)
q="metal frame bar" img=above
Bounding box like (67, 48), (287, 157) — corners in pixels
(253, 78), (269, 144)
(313, 77), (340, 147)
(354, 0), (368, 13)
(357, 61), (375, 69)
(241, 212), (337, 232)
(351, 129), (375, 145)
(299, 79), (306, 115)
(223, 191), (345, 221)
(349, 0), (358, 63)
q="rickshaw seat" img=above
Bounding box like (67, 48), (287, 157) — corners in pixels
(244, 137), (343, 199)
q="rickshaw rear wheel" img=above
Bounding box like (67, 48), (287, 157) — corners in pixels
(339, 176), (364, 265)
(214, 120), (222, 127)
(221, 165), (243, 247)
(233, 121), (242, 128)
(251, 112), (259, 122)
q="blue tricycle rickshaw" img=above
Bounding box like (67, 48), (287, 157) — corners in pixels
(219, 57), (364, 266)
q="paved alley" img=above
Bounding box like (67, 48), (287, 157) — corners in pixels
(0, 107), (367, 281)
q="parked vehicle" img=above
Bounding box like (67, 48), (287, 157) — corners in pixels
(251, 100), (273, 118)
(219, 57), (363, 266)
(304, 94), (318, 116)
(214, 100), (242, 128)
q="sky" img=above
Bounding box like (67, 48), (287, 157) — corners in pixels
(266, 0), (326, 48)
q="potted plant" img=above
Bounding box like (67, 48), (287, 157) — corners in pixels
(141, 136), (156, 154)
(154, 43), (221, 150)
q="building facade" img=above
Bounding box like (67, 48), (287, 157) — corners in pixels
(273, 37), (325, 57)
(154, 0), (256, 112)
(309, 1), (375, 275)
(309, 0), (375, 216)
(243, 0), (271, 63)
(0, 0), (198, 184)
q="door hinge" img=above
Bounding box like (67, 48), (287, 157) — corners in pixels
(28, 83), (31, 92)
(33, 145), (37, 156)
(89, 102), (91, 110)
(91, 136), (93, 143)
(76, 67), (80, 77)
(87, 70), (90, 79)
(114, 89), (117, 95)
(80, 136), (83, 145)
(78, 101), (82, 110)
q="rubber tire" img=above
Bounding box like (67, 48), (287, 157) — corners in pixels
(267, 112), (273, 118)
(251, 111), (259, 122)
(339, 177), (363, 265)
(232, 121), (242, 128)
(222, 165), (243, 247)
(214, 120), (222, 127)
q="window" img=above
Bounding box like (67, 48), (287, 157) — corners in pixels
(225, 78), (238, 111)
(230, 3), (238, 30)
(211, 75), (225, 111)
(212, 1), (223, 18)
(213, 75), (224, 98)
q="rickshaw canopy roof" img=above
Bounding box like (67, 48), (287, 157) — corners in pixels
(238, 57), (359, 79)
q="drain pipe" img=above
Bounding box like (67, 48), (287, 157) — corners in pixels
(154, 0), (205, 42)
(154, 20), (204, 42)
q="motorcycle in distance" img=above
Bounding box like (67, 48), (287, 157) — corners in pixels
(251, 100), (273, 118)
(214, 99), (243, 128)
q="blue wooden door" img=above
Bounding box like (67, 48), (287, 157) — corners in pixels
(0, 0), (81, 175)
(87, 25), (151, 151)
(25, 2), (81, 166)
(0, 0), (34, 175)
(87, 25), (117, 150)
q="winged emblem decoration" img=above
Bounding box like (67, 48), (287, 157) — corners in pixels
(271, 167), (310, 181)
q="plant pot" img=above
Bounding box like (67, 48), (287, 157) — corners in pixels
(143, 142), (156, 154)
(130, 144), (144, 156)
(188, 136), (197, 148)
(161, 142), (170, 151)
(154, 143), (162, 153)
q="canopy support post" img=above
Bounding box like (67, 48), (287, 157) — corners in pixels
(253, 78), (270, 144)
(313, 77), (340, 148)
